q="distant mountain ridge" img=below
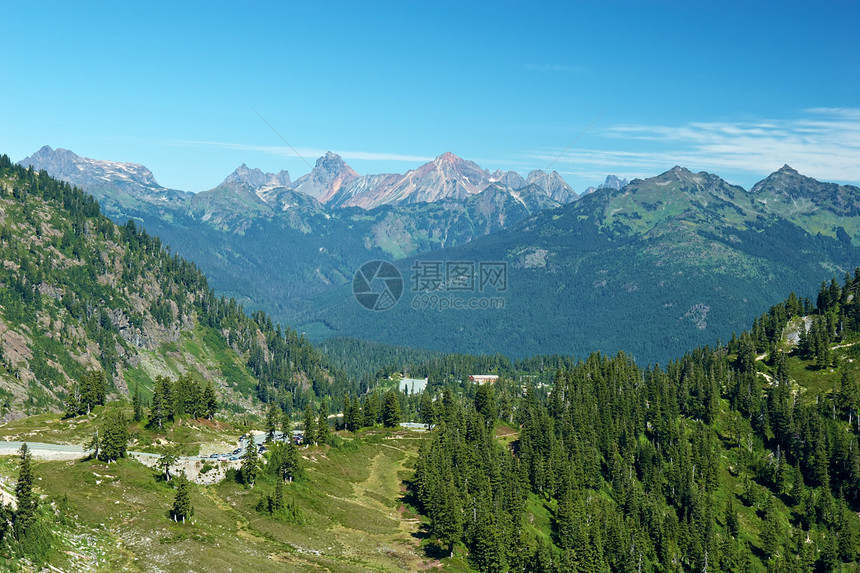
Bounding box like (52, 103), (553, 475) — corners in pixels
(18, 146), (570, 319)
(20, 146), (577, 211)
(23, 146), (860, 366)
(300, 164), (860, 364)
(222, 163), (292, 190)
(275, 150), (577, 209)
(21, 145), (190, 204)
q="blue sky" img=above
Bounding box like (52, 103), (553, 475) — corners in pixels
(1, 1), (858, 192)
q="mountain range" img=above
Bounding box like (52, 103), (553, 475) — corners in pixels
(21, 146), (576, 211)
(18, 146), (578, 316)
(294, 150), (577, 208)
(301, 165), (860, 364)
(18, 146), (860, 365)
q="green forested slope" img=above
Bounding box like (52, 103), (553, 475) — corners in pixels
(410, 274), (860, 572)
(0, 156), (342, 416)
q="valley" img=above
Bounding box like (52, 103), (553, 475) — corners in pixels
(3, 3), (858, 571)
(19, 147), (860, 366)
(1, 158), (860, 572)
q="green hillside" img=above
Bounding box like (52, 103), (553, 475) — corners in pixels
(0, 156), (340, 417)
(406, 275), (860, 571)
(0, 420), (432, 572)
(3, 273), (860, 571)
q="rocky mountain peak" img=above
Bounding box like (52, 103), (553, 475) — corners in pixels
(223, 163), (291, 189)
(19, 145), (162, 189)
(292, 152), (359, 202)
(17, 145), (193, 206)
(668, 165), (693, 176)
(19, 146), (82, 178)
(750, 165), (814, 195)
(490, 170), (527, 191)
(526, 170), (577, 203)
(434, 151), (462, 166)
(601, 175), (629, 190)
(316, 151), (350, 171)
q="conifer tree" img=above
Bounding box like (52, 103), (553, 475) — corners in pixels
(474, 384), (497, 424)
(555, 483), (575, 549)
(99, 410), (128, 462)
(725, 495), (739, 539)
(14, 443), (36, 537)
(63, 384), (80, 418)
(302, 403), (316, 445)
(149, 375), (172, 429)
(132, 383), (143, 422)
(170, 473), (193, 524)
(363, 391), (379, 427)
(382, 389), (401, 428)
(267, 441), (299, 483)
(317, 401), (330, 445)
(472, 503), (506, 573)
(202, 380), (217, 420)
(171, 374), (200, 418)
(419, 391), (435, 429)
(274, 436), (303, 483)
(760, 496), (780, 558)
(241, 434), (259, 487)
(798, 321), (811, 357)
(79, 370), (107, 415)
(271, 479), (285, 513)
(434, 478), (463, 558)
(344, 395), (360, 431)
(265, 401), (280, 442)
(837, 367), (859, 426)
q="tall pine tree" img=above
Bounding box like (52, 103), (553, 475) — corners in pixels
(170, 473), (194, 524)
(14, 443), (37, 537)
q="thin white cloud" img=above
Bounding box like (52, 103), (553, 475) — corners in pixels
(166, 140), (434, 164)
(535, 109), (860, 185)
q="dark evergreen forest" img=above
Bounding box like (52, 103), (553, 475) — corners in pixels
(404, 276), (860, 571)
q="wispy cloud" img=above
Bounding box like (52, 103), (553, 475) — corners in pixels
(525, 63), (585, 73)
(532, 108), (860, 185)
(166, 140), (434, 165)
